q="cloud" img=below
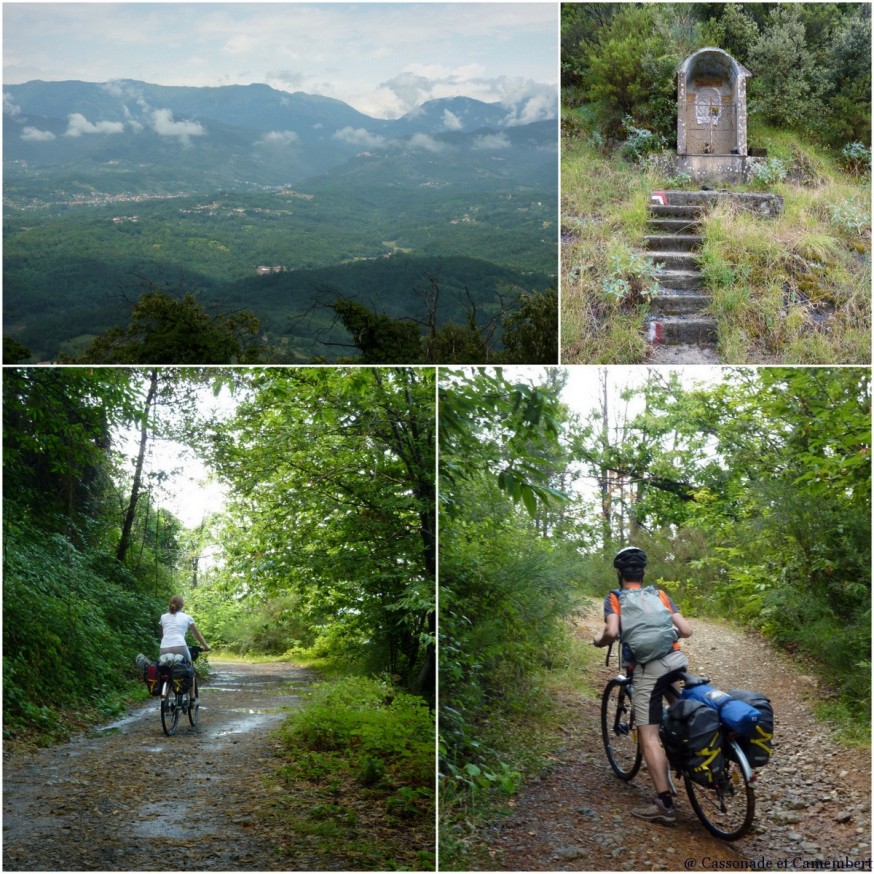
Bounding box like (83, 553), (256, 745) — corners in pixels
(442, 109), (462, 131)
(256, 130), (300, 147)
(406, 133), (446, 154)
(4, 92), (22, 117)
(150, 108), (205, 145)
(21, 126), (56, 142)
(493, 78), (557, 126)
(380, 72), (434, 113)
(472, 132), (511, 151)
(506, 93), (556, 127)
(223, 34), (258, 55)
(121, 104), (144, 132)
(64, 113), (125, 137)
(333, 127), (386, 149)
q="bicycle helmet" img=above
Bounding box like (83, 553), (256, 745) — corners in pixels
(613, 546), (647, 572)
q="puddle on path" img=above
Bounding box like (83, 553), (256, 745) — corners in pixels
(95, 708), (153, 733)
(214, 712), (280, 736)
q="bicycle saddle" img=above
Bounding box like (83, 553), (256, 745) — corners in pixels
(676, 671), (710, 688)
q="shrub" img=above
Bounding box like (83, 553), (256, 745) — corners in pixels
(600, 249), (661, 307)
(827, 196), (871, 238)
(840, 142), (871, 177)
(620, 116), (667, 164)
(279, 675), (434, 790)
(750, 157), (789, 187)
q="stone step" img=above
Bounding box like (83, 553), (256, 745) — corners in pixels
(647, 315), (718, 346)
(646, 250), (700, 272)
(646, 217), (704, 234)
(646, 343), (722, 364)
(647, 204), (705, 219)
(650, 190), (784, 216)
(651, 289), (710, 315)
(644, 234), (704, 252)
(654, 268), (703, 290)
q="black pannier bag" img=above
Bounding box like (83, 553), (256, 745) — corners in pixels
(727, 689), (773, 768)
(660, 697), (725, 786)
(171, 662), (195, 693)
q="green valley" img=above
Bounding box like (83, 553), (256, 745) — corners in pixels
(5, 182), (555, 362)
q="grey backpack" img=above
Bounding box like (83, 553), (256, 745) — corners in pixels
(618, 586), (678, 664)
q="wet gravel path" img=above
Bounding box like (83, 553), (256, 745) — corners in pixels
(3, 660), (320, 871)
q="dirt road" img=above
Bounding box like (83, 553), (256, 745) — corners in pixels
(3, 660), (320, 871)
(479, 601), (872, 871)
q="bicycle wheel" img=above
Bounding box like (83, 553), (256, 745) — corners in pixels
(601, 679), (642, 780)
(684, 756), (755, 840)
(161, 684), (180, 736)
(187, 677), (199, 727)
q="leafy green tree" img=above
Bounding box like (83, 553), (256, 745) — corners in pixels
(2, 368), (169, 739)
(498, 288), (558, 364)
(708, 3), (760, 64)
(3, 336), (32, 364)
(572, 367), (871, 717)
(817, 5), (872, 146)
(204, 368), (435, 698)
(439, 368), (576, 774)
(331, 299), (423, 363)
(580, 4), (679, 139)
(73, 288), (262, 364)
(747, 6), (821, 129)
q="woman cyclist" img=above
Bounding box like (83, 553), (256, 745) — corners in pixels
(159, 595), (210, 703)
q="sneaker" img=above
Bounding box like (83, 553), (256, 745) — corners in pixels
(631, 797), (676, 825)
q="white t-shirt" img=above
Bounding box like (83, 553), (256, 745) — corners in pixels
(159, 611), (194, 648)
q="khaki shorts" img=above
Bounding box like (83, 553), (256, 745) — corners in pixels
(632, 649), (688, 726)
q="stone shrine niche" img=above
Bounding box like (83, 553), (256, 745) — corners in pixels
(676, 48), (751, 157)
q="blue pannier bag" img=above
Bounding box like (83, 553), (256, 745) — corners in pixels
(727, 689), (774, 768)
(681, 684), (760, 737)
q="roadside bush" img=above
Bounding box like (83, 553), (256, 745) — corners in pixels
(620, 116), (667, 164)
(839, 142), (871, 177)
(749, 157), (789, 188)
(278, 675), (434, 792)
(3, 521), (160, 741)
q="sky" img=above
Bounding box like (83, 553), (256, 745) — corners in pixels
(3, 2), (558, 119)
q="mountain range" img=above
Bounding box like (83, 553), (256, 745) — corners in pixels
(4, 79), (556, 195)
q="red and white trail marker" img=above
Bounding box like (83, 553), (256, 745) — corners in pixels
(651, 192), (668, 206)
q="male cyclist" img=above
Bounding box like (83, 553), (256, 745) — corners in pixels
(593, 546), (693, 825)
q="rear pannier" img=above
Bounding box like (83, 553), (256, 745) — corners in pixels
(660, 697), (725, 786)
(171, 662), (195, 693)
(144, 664), (162, 696)
(727, 689), (774, 768)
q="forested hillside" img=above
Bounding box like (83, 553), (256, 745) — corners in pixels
(4, 366), (435, 734)
(4, 79), (557, 364)
(561, 3), (871, 364)
(439, 366), (871, 864)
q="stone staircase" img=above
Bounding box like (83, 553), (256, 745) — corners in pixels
(640, 190), (784, 363)
(643, 193), (718, 360)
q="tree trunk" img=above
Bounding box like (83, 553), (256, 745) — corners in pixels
(117, 369), (158, 564)
(598, 369), (613, 549)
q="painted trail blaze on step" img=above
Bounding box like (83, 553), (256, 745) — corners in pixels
(648, 321), (664, 343)
(651, 192), (668, 206)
